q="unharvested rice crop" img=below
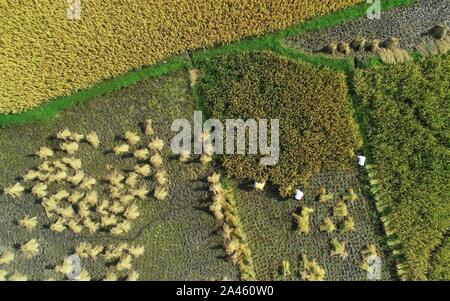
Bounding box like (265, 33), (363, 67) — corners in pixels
(0, 0), (362, 114)
(198, 51), (361, 196)
(429, 237), (450, 280)
(353, 54), (450, 280)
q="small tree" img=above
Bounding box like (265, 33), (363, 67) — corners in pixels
(62, 157), (82, 170)
(103, 271), (118, 281)
(0, 270), (7, 281)
(80, 176), (96, 190)
(67, 191), (85, 204)
(125, 172), (139, 188)
(127, 271), (139, 281)
(76, 269), (91, 281)
(68, 220), (83, 234)
(88, 245), (104, 259)
(131, 186), (149, 200)
(199, 154), (212, 165)
(84, 218), (100, 234)
(111, 201), (125, 214)
(292, 207), (314, 234)
(254, 181), (266, 190)
(31, 182), (48, 199)
(341, 216), (356, 233)
(362, 243), (378, 257)
(124, 204), (140, 220)
(23, 169), (40, 182)
(69, 133), (85, 143)
(8, 271), (27, 281)
(67, 171), (85, 186)
(55, 257), (74, 274)
(58, 205), (75, 219)
(134, 164), (151, 177)
(54, 189), (70, 201)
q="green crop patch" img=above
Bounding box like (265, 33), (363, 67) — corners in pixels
(353, 53), (450, 280)
(429, 237), (450, 280)
(198, 51), (361, 197)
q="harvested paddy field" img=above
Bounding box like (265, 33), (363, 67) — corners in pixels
(233, 169), (396, 281)
(0, 70), (238, 280)
(285, 0), (450, 54)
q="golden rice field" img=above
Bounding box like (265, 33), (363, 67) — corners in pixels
(0, 0), (362, 114)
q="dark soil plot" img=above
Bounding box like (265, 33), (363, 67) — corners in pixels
(285, 0), (450, 54)
(233, 169), (396, 281)
(0, 70), (237, 280)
